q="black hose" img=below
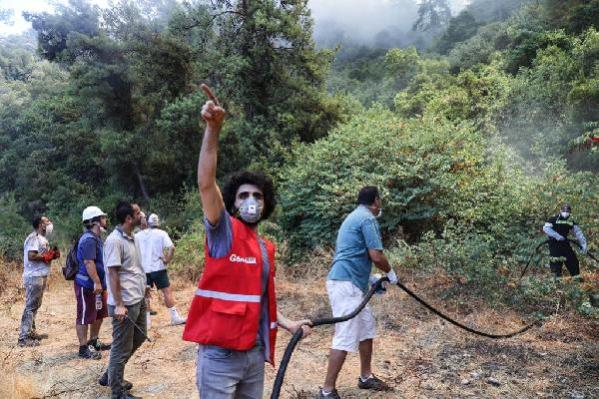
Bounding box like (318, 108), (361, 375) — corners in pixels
(271, 239), (596, 397)
(568, 239), (598, 263)
(270, 277), (537, 399)
(395, 280), (538, 338)
(519, 240), (549, 280)
(270, 279), (385, 399)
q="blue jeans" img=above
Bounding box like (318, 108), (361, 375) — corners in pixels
(196, 344), (265, 399)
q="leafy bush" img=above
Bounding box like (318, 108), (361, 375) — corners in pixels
(0, 195), (29, 260)
(279, 108), (492, 251)
(169, 221), (205, 282)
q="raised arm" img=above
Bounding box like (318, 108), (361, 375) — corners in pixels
(197, 84), (227, 225)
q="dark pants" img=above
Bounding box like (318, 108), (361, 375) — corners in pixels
(19, 276), (47, 341)
(548, 241), (580, 277)
(108, 300), (147, 398)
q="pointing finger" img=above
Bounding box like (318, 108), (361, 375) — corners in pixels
(200, 83), (220, 106)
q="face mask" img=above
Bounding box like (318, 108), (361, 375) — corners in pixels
(560, 212), (570, 219)
(376, 208), (383, 219)
(238, 197), (263, 224)
(45, 223), (54, 236)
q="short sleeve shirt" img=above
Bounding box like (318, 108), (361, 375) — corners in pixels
(104, 227), (147, 306)
(327, 205), (384, 293)
(136, 228), (174, 273)
(23, 232), (50, 278)
(76, 232), (105, 290)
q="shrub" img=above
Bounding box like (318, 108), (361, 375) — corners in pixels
(278, 108), (489, 251)
(0, 194), (29, 260)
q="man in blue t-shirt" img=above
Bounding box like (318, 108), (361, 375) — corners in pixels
(75, 206), (112, 359)
(320, 186), (398, 398)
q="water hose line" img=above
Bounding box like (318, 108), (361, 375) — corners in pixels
(271, 241), (597, 397)
(270, 277), (538, 399)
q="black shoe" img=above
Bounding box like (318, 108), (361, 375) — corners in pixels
(18, 338), (40, 347)
(357, 375), (392, 391)
(29, 332), (48, 340)
(99, 372), (133, 391)
(149, 310), (158, 316)
(89, 338), (112, 351)
(319, 388), (341, 398)
(79, 345), (101, 360)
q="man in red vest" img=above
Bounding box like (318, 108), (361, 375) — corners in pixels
(183, 84), (312, 398)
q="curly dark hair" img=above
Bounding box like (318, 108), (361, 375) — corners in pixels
(222, 171), (277, 221)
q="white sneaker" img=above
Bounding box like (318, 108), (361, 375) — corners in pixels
(171, 315), (186, 325)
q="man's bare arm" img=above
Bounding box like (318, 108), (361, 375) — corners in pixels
(197, 84), (226, 225)
(28, 250), (45, 262)
(163, 246), (175, 264)
(276, 310), (312, 338)
(368, 249), (391, 273)
(84, 259), (103, 294)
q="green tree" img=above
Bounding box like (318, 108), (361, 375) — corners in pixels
(435, 11), (480, 54)
(195, 0), (344, 169)
(413, 0), (452, 33)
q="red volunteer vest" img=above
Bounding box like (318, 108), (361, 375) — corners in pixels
(183, 216), (278, 364)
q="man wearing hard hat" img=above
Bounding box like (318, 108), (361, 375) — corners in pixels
(74, 206), (111, 359)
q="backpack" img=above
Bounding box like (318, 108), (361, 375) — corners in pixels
(62, 235), (82, 280)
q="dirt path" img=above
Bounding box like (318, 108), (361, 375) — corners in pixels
(0, 271), (597, 399)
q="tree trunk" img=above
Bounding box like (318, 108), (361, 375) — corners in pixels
(134, 164), (151, 203)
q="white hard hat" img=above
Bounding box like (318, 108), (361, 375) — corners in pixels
(82, 206), (107, 222)
(148, 213), (160, 227)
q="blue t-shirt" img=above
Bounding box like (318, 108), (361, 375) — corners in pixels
(204, 210), (270, 361)
(76, 231), (106, 290)
(327, 205), (384, 293)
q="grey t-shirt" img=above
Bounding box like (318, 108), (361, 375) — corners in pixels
(104, 226), (147, 306)
(23, 232), (50, 278)
(204, 210), (271, 361)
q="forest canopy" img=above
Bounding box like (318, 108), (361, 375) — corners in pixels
(0, 0), (597, 290)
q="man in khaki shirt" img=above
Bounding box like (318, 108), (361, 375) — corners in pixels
(99, 201), (146, 399)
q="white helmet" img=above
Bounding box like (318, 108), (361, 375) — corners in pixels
(148, 213), (160, 227)
(82, 206), (107, 222)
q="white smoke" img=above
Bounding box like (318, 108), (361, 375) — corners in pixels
(308, 0), (470, 48)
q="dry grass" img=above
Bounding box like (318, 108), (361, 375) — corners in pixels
(0, 255), (597, 399)
(0, 258), (22, 299)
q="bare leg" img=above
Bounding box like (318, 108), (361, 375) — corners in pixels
(76, 324), (89, 346)
(359, 339), (373, 378)
(323, 349), (347, 391)
(161, 287), (175, 308)
(89, 318), (103, 340)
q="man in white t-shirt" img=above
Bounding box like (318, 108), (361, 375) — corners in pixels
(135, 213), (185, 326)
(18, 215), (60, 347)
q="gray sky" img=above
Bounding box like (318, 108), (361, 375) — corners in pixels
(0, 0), (469, 36)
